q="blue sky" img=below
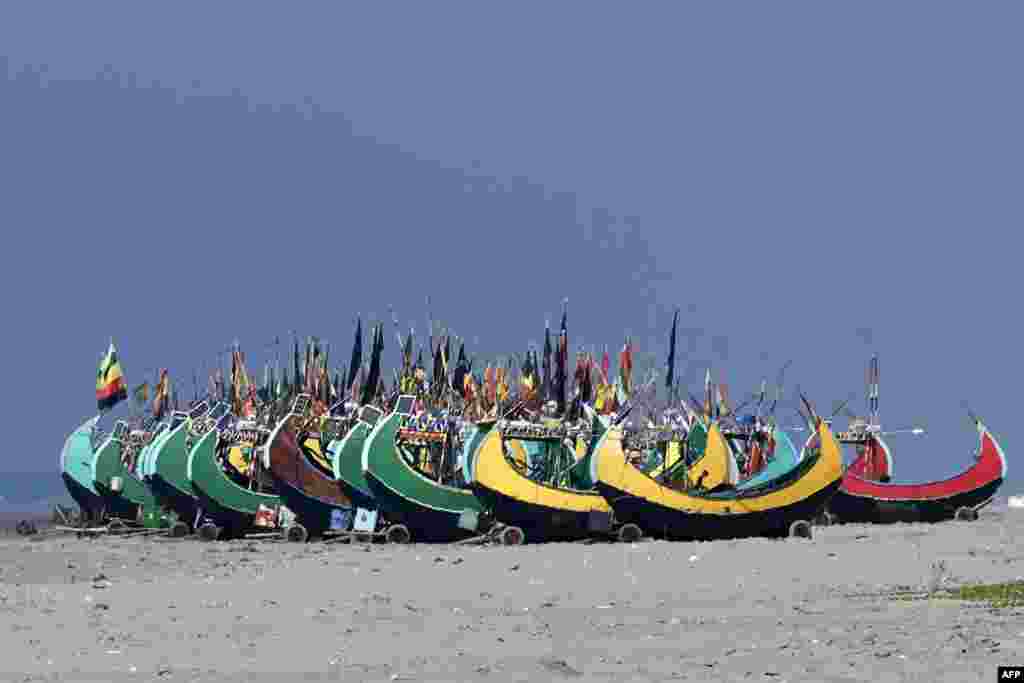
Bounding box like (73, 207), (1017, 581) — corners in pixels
(1, 2), (1020, 491)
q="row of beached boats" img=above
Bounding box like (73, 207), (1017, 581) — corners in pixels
(60, 353), (1007, 545)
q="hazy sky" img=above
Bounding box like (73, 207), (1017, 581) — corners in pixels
(1, 2), (1020, 490)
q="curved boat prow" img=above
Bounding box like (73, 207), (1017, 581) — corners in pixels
(60, 416), (104, 520)
(828, 419), (1006, 524)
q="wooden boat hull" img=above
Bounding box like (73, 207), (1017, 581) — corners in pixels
(826, 423), (1006, 524)
(470, 427), (612, 542)
(92, 434), (166, 525)
(362, 413), (483, 542)
(60, 417), (106, 520)
(149, 423), (203, 527)
(329, 423), (377, 509)
(187, 428), (282, 537)
(266, 416), (353, 535)
(592, 421), (844, 540)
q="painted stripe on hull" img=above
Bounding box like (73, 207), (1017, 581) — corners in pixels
(839, 426), (1005, 501)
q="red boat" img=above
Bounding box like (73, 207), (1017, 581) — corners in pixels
(825, 413), (1006, 524)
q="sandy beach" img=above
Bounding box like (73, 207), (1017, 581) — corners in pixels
(1, 510), (1021, 683)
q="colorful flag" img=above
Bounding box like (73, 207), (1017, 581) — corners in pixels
(618, 337), (633, 401)
(132, 382), (149, 408)
(346, 318), (362, 392)
(666, 310), (678, 390)
(541, 322), (552, 403)
(96, 341), (128, 411)
(555, 311), (568, 413)
(153, 369), (170, 419)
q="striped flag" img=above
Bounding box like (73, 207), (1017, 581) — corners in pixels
(96, 341), (128, 412)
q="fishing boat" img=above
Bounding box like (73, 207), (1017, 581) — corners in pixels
(591, 405), (844, 541)
(148, 402), (229, 535)
(91, 420), (174, 529)
(361, 395), (488, 543)
(329, 407), (381, 506)
(264, 394), (354, 542)
(469, 416), (631, 543)
(186, 420), (283, 540)
(60, 416), (106, 523)
(825, 417), (1006, 524)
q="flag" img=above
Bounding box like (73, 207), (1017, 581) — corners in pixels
(666, 310), (678, 390)
(520, 350), (537, 402)
(431, 337), (444, 397)
(618, 337), (633, 401)
(293, 336), (302, 392)
(361, 324), (383, 406)
(703, 369), (712, 418)
(132, 382), (149, 408)
(402, 330), (414, 374)
(96, 341), (128, 411)
(717, 382), (730, 416)
(541, 322), (552, 403)
(496, 366), (508, 404)
(346, 319), (362, 392)
(452, 342), (468, 399)
(868, 354), (880, 421)
(463, 371), (478, 402)
(483, 365), (495, 405)
(555, 311), (568, 413)
(153, 369), (170, 419)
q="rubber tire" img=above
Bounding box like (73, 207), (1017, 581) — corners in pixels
(198, 523), (221, 542)
(169, 521), (190, 538)
(617, 523), (643, 544)
(108, 519), (128, 535)
(788, 520), (813, 540)
(384, 524), (411, 545)
(955, 507), (978, 522)
(286, 524), (309, 543)
(500, 525), (525, 546)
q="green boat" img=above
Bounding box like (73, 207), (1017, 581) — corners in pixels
(60, 416), (106, 522)
(361, 396), (485, 542)
(148, 403), (229, 533)
(186, 423), (282, 540)
(329, 405), (385, 509)
(91, 421), (174, 528)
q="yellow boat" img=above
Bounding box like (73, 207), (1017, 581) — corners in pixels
(590, 419), (843, 540)
(469, 425), (618, 542)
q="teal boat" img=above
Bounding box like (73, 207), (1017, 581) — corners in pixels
(187, 424), (282, 540)
(361, 396), (485, 542)
(737, 428), (803, 490)
(60, 416), (105, 522)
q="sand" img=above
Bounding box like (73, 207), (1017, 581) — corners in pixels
(1, 511), (1021, 683)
